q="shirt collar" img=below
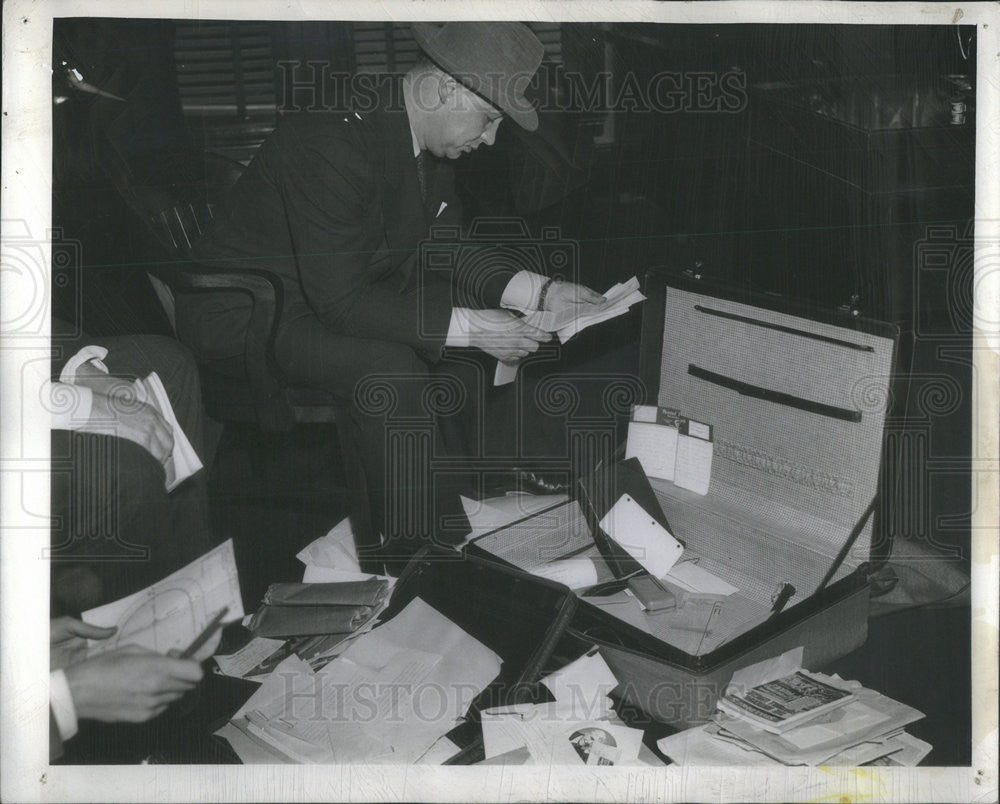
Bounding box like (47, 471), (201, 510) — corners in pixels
(409, 121), (420, 158)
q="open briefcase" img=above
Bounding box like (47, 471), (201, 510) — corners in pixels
(469, 269), (899, 729)
(382, 544), (578, 762)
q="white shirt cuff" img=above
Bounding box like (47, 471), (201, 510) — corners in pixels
(500, 271), (548, 313)
(58, 345), (109, 384)
(446, 308), (475, 347)
(50, 670), (79, 742)
(48, 381), (95, 431)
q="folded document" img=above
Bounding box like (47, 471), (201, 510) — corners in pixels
(246, 579), (389, 638)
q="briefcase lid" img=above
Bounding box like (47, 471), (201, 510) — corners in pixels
(640, 270), (898, 564)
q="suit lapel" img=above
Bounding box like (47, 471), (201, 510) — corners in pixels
(378, 86), (430, 281)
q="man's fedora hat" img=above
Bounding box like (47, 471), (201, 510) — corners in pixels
(411, 21), (544, 131)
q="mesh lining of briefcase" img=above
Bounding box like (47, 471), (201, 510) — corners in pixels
(642, 286), (893, 653)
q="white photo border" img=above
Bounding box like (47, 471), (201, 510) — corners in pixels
(2, 1), (997, 801)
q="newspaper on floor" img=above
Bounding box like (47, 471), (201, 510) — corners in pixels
(715, 678), (924, 766)
(716, 669), (856, 733)
(481, 697), (616, 760)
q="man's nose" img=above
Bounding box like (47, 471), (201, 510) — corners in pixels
(481, 125), (498, 146)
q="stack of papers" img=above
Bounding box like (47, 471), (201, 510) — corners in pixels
(215, 518), (400, 681)
(217, 580), (392, 679)
(657, 648), (931, 766)
(495, 276), (645, 385)
(218, 598), (502, 764)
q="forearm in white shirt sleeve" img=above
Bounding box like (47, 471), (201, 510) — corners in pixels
(48, 382), (95, 430)
(500, 271), (548, 313)
(50, 344), (110, 430)
(445, 308), (475, 347)
(58, 345), (109, 384)
(449, 270), (548, 344)
(49, 670), (79, 742)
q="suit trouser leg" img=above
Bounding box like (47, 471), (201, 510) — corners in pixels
(50, 434), (213, 614)
(50, 335), (216, 612)
(275, 317), (472, 572)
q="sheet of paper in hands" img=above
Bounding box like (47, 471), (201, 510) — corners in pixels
(552, 276), (645, 343)
(494, 276), (645, 386)
(598, 493), (684, 579)
(133, 371), (203, 492)
(83, 539), (244, 662)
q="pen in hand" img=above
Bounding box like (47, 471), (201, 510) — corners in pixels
(179, 606), (229, 659)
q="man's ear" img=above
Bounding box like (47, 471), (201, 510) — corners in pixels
(437, 74), (460, 107)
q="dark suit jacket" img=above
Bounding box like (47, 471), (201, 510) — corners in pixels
(176, 78), (515, 364)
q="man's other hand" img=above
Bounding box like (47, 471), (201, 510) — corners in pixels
(542, 281), (605, 314)
(86, 389), (175, 464)
(466, 309), (552, 362)
(63, 647), (203, 723)
(50, 617), (117, 670)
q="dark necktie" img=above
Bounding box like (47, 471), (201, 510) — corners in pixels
(415, 151), (428, 202)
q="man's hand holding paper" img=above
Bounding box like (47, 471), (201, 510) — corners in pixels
(493, 276), (645, 385)
(464, 309), (552, 362)
(68, 364), (203, 491)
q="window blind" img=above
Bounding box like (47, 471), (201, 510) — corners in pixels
(174, 20), (279, 163)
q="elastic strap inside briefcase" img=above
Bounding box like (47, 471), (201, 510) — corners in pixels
(655, 286), (894, 558)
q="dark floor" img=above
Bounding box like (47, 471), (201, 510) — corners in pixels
(824, 604), (972, 766)
(207, 422), (350, 609)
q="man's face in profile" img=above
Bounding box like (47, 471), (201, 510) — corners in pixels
(423, 81), (503, 159)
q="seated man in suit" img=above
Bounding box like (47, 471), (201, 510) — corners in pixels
(48, 320), (218, 612)
(175, 22), (605, 572)
(49, 616), (203, 761)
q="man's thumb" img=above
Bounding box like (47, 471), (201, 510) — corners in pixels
(69, 621), (118, 640)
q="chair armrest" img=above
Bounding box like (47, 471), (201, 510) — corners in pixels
(159, 266), (294, 431)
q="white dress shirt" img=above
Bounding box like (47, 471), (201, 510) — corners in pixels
(405, 116), (548, 347)
(50, 669), (79, 742)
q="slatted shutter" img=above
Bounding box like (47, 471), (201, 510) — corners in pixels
(174, 21), (279, 163)
(349, 21), (562, 73)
